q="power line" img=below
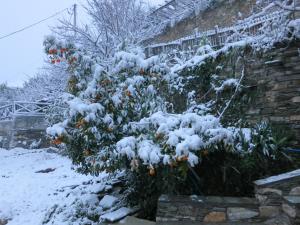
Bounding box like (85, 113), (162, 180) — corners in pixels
(0, 7), (70, 41)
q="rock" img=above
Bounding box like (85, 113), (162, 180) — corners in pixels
(158, 195), (170, 202)
(115, 216), (155, 225)
(257, 188), (282, 196)
(289, 187), (300, 196)
(290, 115), (300, 121)
(256, 194), (268, 204)
(100, 207), (138, 222)
(263, 214), (291, 225)
(259, 206), (280, 218)
(282, 203), (296, 218)
(99, 195), (118, 209)
(0, 219), (8, 225)
(227, 207), (259, 221)
(291, 96), (300, 103)
(35, 168), (56, 173)
(203, 211), (226, 222)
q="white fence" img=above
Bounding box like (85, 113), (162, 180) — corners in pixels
(0, 101), (50, 121)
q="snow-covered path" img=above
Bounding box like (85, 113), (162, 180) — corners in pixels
(0, 148), (103, 225)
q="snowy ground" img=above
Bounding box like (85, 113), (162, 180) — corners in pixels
(0, 148), (108, 225)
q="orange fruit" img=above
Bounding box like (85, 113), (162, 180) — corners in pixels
(149, 168), (155, 176)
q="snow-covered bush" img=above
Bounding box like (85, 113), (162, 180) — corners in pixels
(45, 37), (168, 175)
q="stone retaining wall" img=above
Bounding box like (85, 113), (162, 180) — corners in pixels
(0, 120), (14, 149)
(156, 169), (300, 225)
(156, 195), (262, 224)
(255, 169), (300, 224)
(169, 40), (300, 147)
(0, 115), (49, 149)
(243, 41), (300, 147)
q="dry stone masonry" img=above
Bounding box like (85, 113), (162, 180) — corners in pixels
(255, 169), (300, 224)
(156, 195), (262, 224)
(156, 169), (300, 224)
(243, 41), (300, 147)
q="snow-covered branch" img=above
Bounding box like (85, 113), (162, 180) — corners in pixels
(274, 1), (300, 11)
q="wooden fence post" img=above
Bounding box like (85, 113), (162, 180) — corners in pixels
(215, 25), (220, 47)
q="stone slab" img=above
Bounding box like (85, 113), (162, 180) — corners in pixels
(110, 216), (155, 225)
(227, 207), (259, 221)
(254, 169), (300, 187)
(284, 196), (300, 206)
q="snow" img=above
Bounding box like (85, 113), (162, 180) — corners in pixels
(46, 122), (66, 137)
(100, 207), (134, 222)
(138, 140), (161, 165)
(113, 51), (162, 74)
(116, 137), (137, 159)
(254, 169), (300, 186)
(68, 97), (104, 119)
(288, 19), (300, 38)
(214, 78), (239, 93)
(99, 195), (118, 209)
(0, 148), (107, 225)
(116, 111), (248, 167)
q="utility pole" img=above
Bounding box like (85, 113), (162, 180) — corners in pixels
(73, 4), (77, 36)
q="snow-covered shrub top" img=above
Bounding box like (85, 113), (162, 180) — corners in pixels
(214, 78), (239, 93)
(116, 111), (247, 167)
(288, 19), (300, 38)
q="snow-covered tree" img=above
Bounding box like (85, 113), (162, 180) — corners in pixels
(53, 0), (150, 58)
(0, 83), (21, 103)
(19, 67), (68, 102)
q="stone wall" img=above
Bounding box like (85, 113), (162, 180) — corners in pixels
(0, 115), (49, 149)
(243, 41), (300, 147)
(255, 169), (300, 224)
(169, 40), (300, 147)
(156, 195), (262, 224)
(156, 170), (300, 225)
(0, 120), (14, 149)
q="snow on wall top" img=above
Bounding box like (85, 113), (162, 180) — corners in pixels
(254, 169), (300, 186)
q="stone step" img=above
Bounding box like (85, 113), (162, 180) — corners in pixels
(282, 196), (300, 224)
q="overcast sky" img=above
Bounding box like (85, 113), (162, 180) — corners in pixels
(0, 0), (164, 87)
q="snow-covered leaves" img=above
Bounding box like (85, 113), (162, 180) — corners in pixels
(46, 44), (166, 172)
(116, 111), (245, 168)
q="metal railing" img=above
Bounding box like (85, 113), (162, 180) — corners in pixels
(145, 10), (286, 57)
(0, 101), (50, 121)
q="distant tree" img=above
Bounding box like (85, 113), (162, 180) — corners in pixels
(0, 83), (21, 103)
(53, 0), (150, 58)
(19, 65), (69, 102)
